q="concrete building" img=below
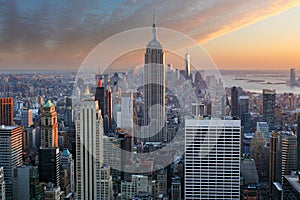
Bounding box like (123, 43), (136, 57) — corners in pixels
(250, 131), (269, 182)
(21, 109), (33, 128)
(0, 167), (5, 200)
(0, 125), (22, 200)
(283, 175), (300, 199)
(289, 68), (296, 86)
(44, 183), (61, 200)
(185, 119), (241, 199)
(39, 147), (60, 187)
(12, 166), (43, 200)
(262, 89), (276, 130)
(231, 86), (239, 117)
(41, 100), (58, 148)
(171, 176), (181, 200)
(76, 99), (112, 199)
(257, 122), (270, 143)
(0, 98), (14, 126)
(120, 175), (152, 200)
(143, 15), (166, 142)
(60, 149), (75, 193)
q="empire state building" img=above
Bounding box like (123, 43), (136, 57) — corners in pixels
(143, 15), (166, 142)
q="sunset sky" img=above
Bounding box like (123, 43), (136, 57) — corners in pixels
(0, 0), (300, 71)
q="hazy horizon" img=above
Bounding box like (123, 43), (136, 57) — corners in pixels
(0, 1), (300, 71)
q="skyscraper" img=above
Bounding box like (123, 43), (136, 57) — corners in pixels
(289, 68), (296, 86)
(112, 82), (121, 128)
(39, 100), (60, 187)
(12, 166), (43, 200)
(297, 115), (300, 172)
(269, 132), (280, 198)
(41, 100), (58, 148)
(39, 147), (60, 187)
(0, 98), (14, 126)
(105, 81), (113, 132)
(262, 89), (275, 130)
(121, 92), (134, 138)
(185, 51), (191, 80)
(143, 14), (166, 142)
(239, 96), (250, 133)
(0, 125), (22, 200)
(76, 99), (112, 199)
(21, 109), (33, 128)
(60, 149), (75, 193)
(231, 86), (239, 117)
(0, 167), (5, 200)
(185, 119), (241, 199)
(95, 77), (105, 121)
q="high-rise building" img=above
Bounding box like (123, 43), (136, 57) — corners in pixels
(12, 166), (43, 200)
(105, 81), (113, 132)
(76, 99), (112, 199)
(95, 78), (105, 121)
(64, 106), (73, 128)
(289, 68), (296, 86)
(41, 100), (58, 148)
(282, 175), (300, 199)
(120, 175), (153, 199)
(281, 133), (297, 182)
(262, 89), (275, 130)
(185, 51), (191, 80)
(0, 125), (22, 200)
(297, 115), (300, 173)
(257, 121), (269, 138)
(269, 132), (297, 198)
(39, 147), (60, 186)
(185, 119), (241, 199)
(60, 149), (75, 193)
(250, 131), (269, 182)
(171, 176), (181, 200)
(44, 182), (61, 200)
(143, 14), (166, 142)
(269, 132), (281, 198)
(39, 100), (60, 188)
(0, 98), (14, 126)
(239, 95), (251, 133)
(231, 86), (239, 117)
(121, 92), (134, 139)
(21, 109), (33, 128)
(112, 82), (122, 128)
(0, 167), (5, 200)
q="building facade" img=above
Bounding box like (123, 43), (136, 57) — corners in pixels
(76, 99), (112, 199)
(0, 98), (14, 126)
(262, 89), (275, 130)
(0, 125), (22, 200)
(185, 119), (241, 199)
(12, 166), (43, 200)
(143, 15), (166, 142)
(40, 100), (58, 148)
(0, 167), (5, 200)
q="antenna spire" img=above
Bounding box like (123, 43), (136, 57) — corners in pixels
(152, 10), (158, 41)
(153, 9), (156, 26)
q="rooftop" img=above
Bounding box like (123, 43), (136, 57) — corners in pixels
(44, 100), (54, 107)
(0, 125), (19, 130)
(284, 175), (300, 193)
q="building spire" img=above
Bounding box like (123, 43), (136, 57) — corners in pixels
(152, 10), (158, 41)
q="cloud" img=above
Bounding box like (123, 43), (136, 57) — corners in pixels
(0, 0), (299, 70)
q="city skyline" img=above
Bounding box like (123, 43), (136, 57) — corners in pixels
(0, 1), (300, 71)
